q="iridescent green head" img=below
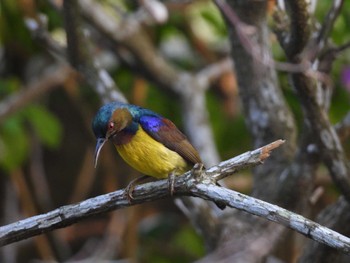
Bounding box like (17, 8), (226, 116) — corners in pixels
(92, 102), (134, 167)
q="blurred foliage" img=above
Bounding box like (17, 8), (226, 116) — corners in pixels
(139, 215), (204, 262)
(25, 105), (62, 148)
(0, 113), (29, 172)
(187, 1), (227, 41)
(0, 0), (349, 262)
(316, 1), (350, 45)
(0, 106), (62, 172)
(0, 78), (62, 171)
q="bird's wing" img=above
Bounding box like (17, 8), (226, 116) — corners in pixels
(139, 115), (202, 165)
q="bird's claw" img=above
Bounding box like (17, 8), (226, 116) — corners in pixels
(124, 183), (136, 203)
(123, 175), (149, 203)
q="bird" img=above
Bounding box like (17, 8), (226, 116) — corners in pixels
(92, 102), (202, 199)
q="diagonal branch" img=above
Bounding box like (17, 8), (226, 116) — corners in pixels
(193, 185), (350, 255)
(0, 140), (283, 247)
(299, 197), (350, 262)
(1, 141), (350, 254)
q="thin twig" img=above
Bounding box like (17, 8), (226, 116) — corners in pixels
(206, 139), (285, 182)
(307, 0), (345, 61)
(332, 40), (350, 55)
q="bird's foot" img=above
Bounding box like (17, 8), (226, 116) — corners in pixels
(124, 175), (149, 202)
(168, 171), (176, 196)
(191, 163), (205, 182)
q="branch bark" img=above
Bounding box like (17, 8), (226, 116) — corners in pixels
(0, 141), (279, 246)
(299, 197), (350, 262)
(1, 140), (349, 255)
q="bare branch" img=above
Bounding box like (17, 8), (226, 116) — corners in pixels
(318, 0), (344, 41)
(1, 140), (284, 247)
(195, 186), (350, 255)
(332, 40), (350, 55)
(1, 141), (350, 254)
(299, 197), (350, 262)
(307, 0), (345, 60)
(207, 139), (285, 182)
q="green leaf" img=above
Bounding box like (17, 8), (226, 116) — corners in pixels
(172, 225), (205, 258)
(0, 116), (28, 171)
(25, 105), (62, 148)
(0, 78), (21, 98)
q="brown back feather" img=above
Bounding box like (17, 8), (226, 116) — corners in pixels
(143, 118), (202, 165)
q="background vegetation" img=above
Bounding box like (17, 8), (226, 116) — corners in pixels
(0, 0), (349, 262)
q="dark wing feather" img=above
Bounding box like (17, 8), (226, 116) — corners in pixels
(139, 115), (201, 165)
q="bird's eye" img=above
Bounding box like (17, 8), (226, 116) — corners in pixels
(108, 122), (114, 130)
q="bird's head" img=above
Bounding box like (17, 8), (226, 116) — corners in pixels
(92, 102), (133, 167)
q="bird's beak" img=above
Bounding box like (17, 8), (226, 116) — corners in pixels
(94, 138), (106, 168)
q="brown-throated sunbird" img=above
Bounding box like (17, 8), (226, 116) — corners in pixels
(92, 102), (202, 199)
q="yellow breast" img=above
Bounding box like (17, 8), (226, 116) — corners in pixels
(115, 126), (189, 179)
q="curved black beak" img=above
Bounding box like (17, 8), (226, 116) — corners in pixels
(94, 138), (106, 168)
